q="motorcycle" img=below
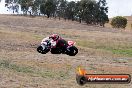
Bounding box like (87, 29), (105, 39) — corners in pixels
(37, 39), (78, 56)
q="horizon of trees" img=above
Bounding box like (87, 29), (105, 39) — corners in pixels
(3, 0), (109, 27)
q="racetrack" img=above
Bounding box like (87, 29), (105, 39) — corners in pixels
(0, 15), (132, 88)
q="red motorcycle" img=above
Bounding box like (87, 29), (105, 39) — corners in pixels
(37, 39), (78, 56)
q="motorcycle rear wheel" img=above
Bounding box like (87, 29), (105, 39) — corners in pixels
(67, 46), (78, 56)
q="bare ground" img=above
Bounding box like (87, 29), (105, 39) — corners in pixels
(0, 15), (132, 88)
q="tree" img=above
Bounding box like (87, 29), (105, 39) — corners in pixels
(97, 0), (109, 27)
(80, 0), (97, 24)
(40, 3), (45, 15)
(74, 1), (82, 23)
(3, 0), (109, 27)
(44, 0), (56, 18)
(18, 0), (34, 15)
(27, 0), (46, 16)
(56, 0), (67, 20)
(65, 1), (76, 21)
(111, 16), (127, 28)
(5, 0), (20, 14)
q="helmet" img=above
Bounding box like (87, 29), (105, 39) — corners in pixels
(49, 34), (59, 41)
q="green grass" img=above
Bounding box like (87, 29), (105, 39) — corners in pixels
(77, 40), (132, 57)
(0, 60), (69, 79)
(0, 60), (34, 73)
(106, 48), (132, 57)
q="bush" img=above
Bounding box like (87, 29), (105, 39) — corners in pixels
(111, 16), (127, 28)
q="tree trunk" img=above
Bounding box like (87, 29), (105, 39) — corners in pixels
(79, 18), (81, 23)
(47, 13), (50, 18)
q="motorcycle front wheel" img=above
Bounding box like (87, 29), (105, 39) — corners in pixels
(37, 46), (47, 54)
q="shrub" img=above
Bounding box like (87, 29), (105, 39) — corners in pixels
(111, 16), (127, 28)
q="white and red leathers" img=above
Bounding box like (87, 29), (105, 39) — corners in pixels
(41, 37), (57, 48)
(41, 34), (68, 49)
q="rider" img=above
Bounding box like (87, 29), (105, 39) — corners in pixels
(49, 34), (68, 50)
(41, 34), (68, 52)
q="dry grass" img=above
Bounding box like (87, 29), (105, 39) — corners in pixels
(0, 15), (132, 88)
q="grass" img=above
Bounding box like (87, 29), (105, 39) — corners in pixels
(106, 48), (132, 57)
(0, 60), (69, 79)
(0, 15), (132, 88)
(77, 40), (132, 57)
(0, 60), (34, 73)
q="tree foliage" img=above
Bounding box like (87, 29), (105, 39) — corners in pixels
(44, 0), (56, 18)
(111, 16), (127, 28)
(4, 0), (109, 26)
(5, 0), (19, 13)
(40, 3), (45, 15)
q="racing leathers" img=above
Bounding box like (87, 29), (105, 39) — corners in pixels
(41, 36), (68, 52)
